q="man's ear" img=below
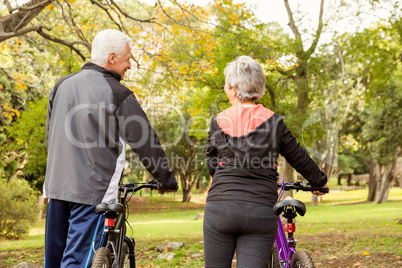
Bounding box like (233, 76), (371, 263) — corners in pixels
(108, 53), (116, 64)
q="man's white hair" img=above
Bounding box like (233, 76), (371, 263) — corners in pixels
(91, 29), (133, 65)
(224, 56), (266, 101)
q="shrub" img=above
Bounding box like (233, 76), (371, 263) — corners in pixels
(0, 178), (40, 239)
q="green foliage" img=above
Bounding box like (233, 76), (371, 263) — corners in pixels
(0, 178), (40, 239)
(5, 98), (48, 190)
(361, 81), (402, 165)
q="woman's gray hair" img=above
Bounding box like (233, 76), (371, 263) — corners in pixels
(224, 56), (266, 101)
(91, 29), (133, 65)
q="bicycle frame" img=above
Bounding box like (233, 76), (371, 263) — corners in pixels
(274, 184), (297, 268)
(94, 182), (158, 268)
(98, 187), (134, 267)
(271, 180), (327, 268)
(274, 214), (296, 267)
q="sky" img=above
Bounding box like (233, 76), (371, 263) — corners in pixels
(140, 0), (316, 30)
(140, 0), (392, 39)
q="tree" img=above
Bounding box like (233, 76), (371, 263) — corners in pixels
(149, 89), (209, 202)
(362, 82), (401, 203)
(0, 0), (51, 42)
(5, 98), (48, 190)
(334, 17), (402, 203)
(0, 178), (40, 239)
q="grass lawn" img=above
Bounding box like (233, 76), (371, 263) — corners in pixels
(0, 188), (401, 267)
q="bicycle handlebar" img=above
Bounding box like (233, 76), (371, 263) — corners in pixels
(120, 180), (161, 192)
(277, 181), (329, 194)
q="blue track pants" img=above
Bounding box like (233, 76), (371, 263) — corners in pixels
(44, 199), (104, 268)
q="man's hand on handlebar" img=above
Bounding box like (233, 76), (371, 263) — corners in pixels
(312, 184), (329, 196)
(158, 189), (177, 195)
(157, 182), (179, 195)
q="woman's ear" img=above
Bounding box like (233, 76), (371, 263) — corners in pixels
(230, 87), (237, 96)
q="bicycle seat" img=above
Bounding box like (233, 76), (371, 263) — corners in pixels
(273, 197), (306, 216)
(95, 203), (124, 214)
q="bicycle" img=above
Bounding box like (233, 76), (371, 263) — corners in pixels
(91, 180), (161, 268)
(268, 180), (329, 268)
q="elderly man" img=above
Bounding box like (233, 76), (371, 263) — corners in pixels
(44, 29), (178, 267)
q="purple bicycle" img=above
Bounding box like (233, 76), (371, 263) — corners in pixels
(268, 180), (329, 268)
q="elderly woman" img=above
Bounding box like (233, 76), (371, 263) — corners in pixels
(204, 56), (328, 267)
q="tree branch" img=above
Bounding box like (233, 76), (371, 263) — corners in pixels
(274, 67), (295, 80)
(109, 0), (154, 23)
(284, 0), (302, 42)
(160, 0), (269, 54)
(0, 67), (13, 80)
(0, 26), (41, 42)
(0, 0), (53, 42)
(60, 0), (90, 46)
(36, 27), (88, 61)
(306, 0), (325, 57)
(89, 0), (123, 32)
(3, 0), (52, 14)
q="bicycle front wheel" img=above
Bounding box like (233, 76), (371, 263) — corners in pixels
(291, 250), (315, 268)
(91, 247), (112, 268)
(120, 242), (129, 267)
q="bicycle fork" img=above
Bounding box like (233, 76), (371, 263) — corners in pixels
(124, 236), (136, 267)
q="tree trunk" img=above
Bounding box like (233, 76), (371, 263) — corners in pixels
(347, 174), (352, 186)
(0, 0), (52, 42)
(200, 176), (213, 194)
(180, 173), (199, 202)
(374, 166), (389, 204)
(367, 160), (377, 202)
(182, 188), (192, 202)
(311, 194), (318, 206)
(374, 158), (398, 204)
(37, 195), (44, 222)
(373, 162), (382, 202)
(337, 175), (342, 185)
(280, 157), (294, 200)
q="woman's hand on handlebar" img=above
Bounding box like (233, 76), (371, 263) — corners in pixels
(313, 184), (328, 196)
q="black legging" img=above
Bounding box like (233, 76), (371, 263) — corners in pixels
(203, 200), (277, 268)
